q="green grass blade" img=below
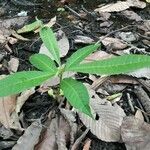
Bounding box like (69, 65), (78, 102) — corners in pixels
(65, 44), (100, 70)
(29, 54), (57, 72)
(61, 78), (92, 117)
(0, 71), (55, 97)
(67, 54), (150, 75)
(40, 27), (60, 65)
(17, 20), (43, 33)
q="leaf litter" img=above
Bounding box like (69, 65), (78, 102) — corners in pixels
(0, 0), (150, 149)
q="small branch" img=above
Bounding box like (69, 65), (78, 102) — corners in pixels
(71, 128), (90, 150)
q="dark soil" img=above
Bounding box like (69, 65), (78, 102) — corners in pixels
(0, 0), (149, 150)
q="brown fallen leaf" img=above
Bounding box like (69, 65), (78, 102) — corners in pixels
(36, 115), (71, 150)
(78, 85), (126, 142)
(8, 57), (19, 73)
(121, 114), (150, 150)
(95, 0), (146, 13)
(12, 122), (42, 150)
(100, 37), (127, 50)
(121, 10), (142, 21)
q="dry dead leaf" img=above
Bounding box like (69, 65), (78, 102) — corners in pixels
(36, 114), (72, 150)
(84, 51), (113, 63)
(122, 10), (142, 21)
(100, 37), (127, 50)
(16, 88), (35, 113)
(12, 122), (42, 150)
(95, 0), (146, 13)
(40, 30), (69, 59)
(8, 57), (19, 73)
(121, 115), (150, 150)
(78, 86), (126, 142)
(0, 95), (21, 129)
(74, 35), (94, 44)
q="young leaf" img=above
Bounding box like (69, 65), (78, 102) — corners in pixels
(61, 78), (92, 117)
(65, 44), (100, 70)
(40, 27), (60, 65)
(66, 54), (150, 75)
(0, 71), (55, 97)
(17, 20), (43, 34)
(29, 54), (57, 72)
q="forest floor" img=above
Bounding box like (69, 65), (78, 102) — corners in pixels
(0, 0), (150, 150)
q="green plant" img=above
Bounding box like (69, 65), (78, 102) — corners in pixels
(0, 21), (150, 117)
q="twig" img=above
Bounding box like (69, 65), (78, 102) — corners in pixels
(71, 128), (90, 150)
(96, 25), (135, 44)
(64, 5), (82, 19)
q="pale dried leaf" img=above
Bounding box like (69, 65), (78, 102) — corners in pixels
(0, 95), (16, 128)
(78, 87), (126, 142)
(74, 35), (94, 44)
(122, 10), (142, 21)
(101, 37), (127, 50)
(121, 116), (150, 150)
(135, 110), (144, 122)
(95, 0), (146, 13)
(8, 57), (19, 73)
(84, 51), (114, 63)
(44, 16), (56, 28)
(16, 88), (35, 113)
(12, 122), (42, 150)
(39, 30), (69, 59)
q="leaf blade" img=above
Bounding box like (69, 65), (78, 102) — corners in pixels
(67, 55), (150, 75)
(29, 54), (57, 72)
(65, 44), (100, 70)
(61, 78), (92, 117)
(40, 27), (60, 65)
(0, 71), (55, 97)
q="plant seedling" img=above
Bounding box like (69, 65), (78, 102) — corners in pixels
(0, 20), (150, 118)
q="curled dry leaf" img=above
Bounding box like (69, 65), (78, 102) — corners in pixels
(95, 0), (146, 13)
(12, 122), (42, 150)
(39, 29), (69, 59)
(78, 86), (126, 142)
(16, 88), (35, 113)
(121, 115), (150, 150)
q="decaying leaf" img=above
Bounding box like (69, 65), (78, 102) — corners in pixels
(95, 0), (146, 13)
(39, 30), (69, 59)
(36, 114), (73, 150)
(12, 122), (42, 150)
(8, 57), (19, 73)
(100, 37), (127, 50)
(16, 88), (35, 113)
(74, 35), (94, 44)
(78, 85), (126, 142)
(121, 115), (150, 150)
(121, 10), (142, 21)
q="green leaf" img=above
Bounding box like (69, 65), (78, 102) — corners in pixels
(29, 54), (57, 72)
(40, 27), (60, 65)
(0, 71), (55, 97)
(61, 78), (92, 117)
(66, 54), (150, 75)
(17, 20), (43, 33)
(65, 44), (100, 70)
